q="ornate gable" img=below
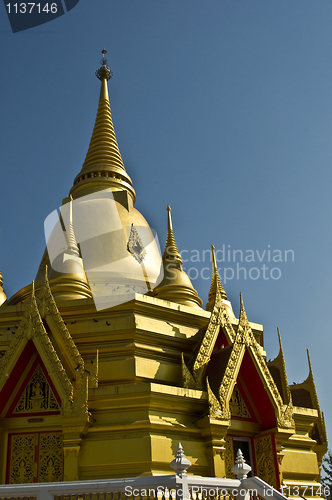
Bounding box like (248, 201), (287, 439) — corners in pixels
(0, 284), (90, 419)
(11, 364), (60, 416)
(0, 286), (73, 408)
(187, 292), (295, 430)
(215, 295), (294, 429)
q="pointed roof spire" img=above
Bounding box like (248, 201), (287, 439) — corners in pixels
(70, 50), (135, 204)
(206, 245), (227, 309)
(307, 349), (314, 381)
(162, 206), (182, 266)
(64, 195), (80, 258)
(47, 198), (92, 300)
(239, 292), (249, 327)
(152, 206), (202, 308)
(269, 327), (292, 405)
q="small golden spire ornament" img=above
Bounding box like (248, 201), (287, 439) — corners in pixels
(95, 49), (113, 81)
(206, 244), (227, 310)
(162, 206), (182, 267)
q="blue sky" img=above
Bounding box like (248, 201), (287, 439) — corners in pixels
(1, 0), (332, 451)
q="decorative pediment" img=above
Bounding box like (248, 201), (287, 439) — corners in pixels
(0, 287), (73, 406)
(182, 284), (237, 390)
(219, 295), (294, 429)
(12, 364), (60, 415)
(195, 293), (295, 430)
(0, 284), (90, 420)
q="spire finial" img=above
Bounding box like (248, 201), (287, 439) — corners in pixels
(163, 206), (182, 266)
(95, 49), (113, 81)
(71, 50), (135, 204)
(307, 348), (313, 377)
(231, 449), (251, 480)
(277, 327), (283, 350)
(239, 292), (249, 326)
(211, 244), (227, 299)
(206, 245), (227, 310)
(169, 443), (192, 476)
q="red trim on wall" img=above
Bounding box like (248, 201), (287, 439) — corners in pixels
(6, 354), (61, 417)
(0, 340), (35, 415)
(239, 349), (277, 429)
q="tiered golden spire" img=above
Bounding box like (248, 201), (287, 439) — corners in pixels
(152, 206), (202, 308)
(47, 197), (92, 300)
(64, 195), (80, 258)
(70, 50), (135, 204)
(162, 206), (183, 267)
(206, 244), (227, 311)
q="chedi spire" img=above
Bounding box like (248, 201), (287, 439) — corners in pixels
(70, 50), (136, 206)
(152, 206), (202, 309)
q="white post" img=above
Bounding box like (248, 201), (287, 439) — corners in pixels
(37, 486), (53, 500)
(231, 449), (252, 500)
(170, 443), (192, 500)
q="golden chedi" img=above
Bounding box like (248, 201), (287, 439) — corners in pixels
(0, 52), (326, 492)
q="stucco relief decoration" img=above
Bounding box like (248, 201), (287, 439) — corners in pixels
(38, 433), (63, 482)
(127, 224), (146, 263)
(254, 434), (277, 488)
(224, 436), (235, 479)
(229, 386), (251, 418)
(9, 434), (35, 484)
(13, 364), (60, 414)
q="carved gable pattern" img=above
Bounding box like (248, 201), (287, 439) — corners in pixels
(0, 289), (73, 404)
(13, 364), (60, 415)
(0, 286), (90, 422)
(229, 385), (251, 418)
(182, 285), (237, 390)
(36, 271), (85, 385)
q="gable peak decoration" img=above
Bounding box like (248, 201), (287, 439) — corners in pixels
(0, 282), (73, 405)
(206, 244), (227, 311)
